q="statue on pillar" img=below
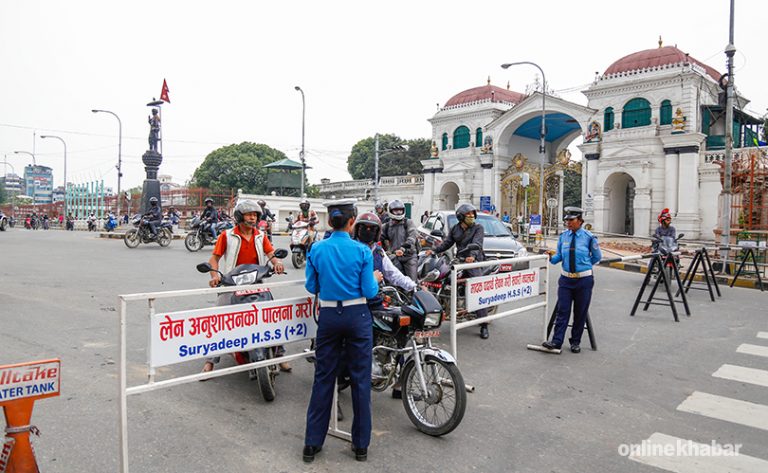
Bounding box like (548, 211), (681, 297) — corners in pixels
(480, 135), (493, 153)
(148, 108), (161, 152)
(430, 140), (439, 158)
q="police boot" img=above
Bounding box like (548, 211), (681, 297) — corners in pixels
(479, 323), (489, 339)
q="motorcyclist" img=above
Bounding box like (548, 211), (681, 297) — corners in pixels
(296, 198), (318, 241)
(257, 199), (275, 240)
(380, 200), (419, 282)
(66, 213), (74, 231)
(87, 212), (96, 231)
(425, 203), (490, 339)
(374, 202), (390, 225)
(202, 199), (289, 373)
(201, 197), (219, 241)
(653, 208), (676, 246)
(143, 197), (162, 238)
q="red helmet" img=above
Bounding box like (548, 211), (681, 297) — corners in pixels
(658, 208), (672, 223)
(353, 212), (382, 240)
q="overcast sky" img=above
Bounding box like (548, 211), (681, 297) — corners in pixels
(1, 0), (764, 192)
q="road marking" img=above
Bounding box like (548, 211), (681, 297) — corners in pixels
(713, 364), (768, 388)
(736, 344), (768, 358)
(757, 332), (768, 340)
(629, 432), (768, 473)
(677, 392), (768, 431)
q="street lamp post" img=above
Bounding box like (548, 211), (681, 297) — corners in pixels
(720, 0), (736, 268)
(40, 135), (67, 219)
(294, 86), (306, 197)
(501, 61), (547, 219)
(92, 109), (123, 215)
(13, 150), (36, 166)
(373, 134), (408, 203)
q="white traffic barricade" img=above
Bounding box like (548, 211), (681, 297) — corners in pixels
(116, 279), (347, 473)
(449, 255), (550, 359)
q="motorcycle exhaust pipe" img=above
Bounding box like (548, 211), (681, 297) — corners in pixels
(526, 344), (562, 354)
(439, 378), (476, 393)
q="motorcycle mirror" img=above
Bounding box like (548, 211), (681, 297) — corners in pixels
(677, 233), (685, 239)
(430, 229), (444, 238)
(273, 248), (289, 259)
(196, 262), (213, 273)
(466, 243), (481, 252)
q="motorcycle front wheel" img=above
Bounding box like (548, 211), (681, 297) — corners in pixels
(158, 229), (172, 247)
(0, 220), (6, 231)
(401, 356), (466, 436)
(124, 229), (140, 248)
(291, 251), (305, 269)
(184, 233), (203, 252)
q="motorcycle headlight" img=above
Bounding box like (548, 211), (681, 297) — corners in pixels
(232, 272), (257, 286)
(422, 268), (440, 282)
(423, 311), (442, 328)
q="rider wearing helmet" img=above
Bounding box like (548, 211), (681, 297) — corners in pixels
(353, 212), (417, 294)
(652, 208), (676, 254)
(426, 203), (490, 339)
(381, 200), (419, 282)
(257, 199), (275, 240)
(143, 196), (162, 238)
(201, 197), (219, 240)
(203, 199), (289, 373)
(296, 198), (319, 240)
(374, 202), (390, 225)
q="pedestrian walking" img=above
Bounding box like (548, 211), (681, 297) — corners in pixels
(542, 207), (602, 353)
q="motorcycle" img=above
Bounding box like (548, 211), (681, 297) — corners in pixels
(195, 248), (289, 402)
(417, 243), (499, 322)
(651, 233), (684, 281)
(65, 217), (74, 231)
(123, 214), (173, 248)
(258, 217), (273, 241)
(42, 217), (49, 230)
(335, 287), (466, 436)
(0, 213), (7, 231)
(104, 213), (118, 232)
(289, 220), (315, 269)
(87, 217), (97, 232)
(184, 216), (221, 252)
(29, 215), (39, 230)
(8, 216), (15, 228)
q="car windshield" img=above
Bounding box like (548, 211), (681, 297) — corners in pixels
(446, 215), (511, 237)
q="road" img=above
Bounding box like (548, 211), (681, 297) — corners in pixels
(1, 228), (767, 472)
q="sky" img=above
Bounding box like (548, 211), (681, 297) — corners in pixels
(1, 0), (765, 193)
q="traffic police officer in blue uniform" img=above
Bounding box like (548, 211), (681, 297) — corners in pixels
(303, 199), (380, 463)
(543, 207), (602, 353)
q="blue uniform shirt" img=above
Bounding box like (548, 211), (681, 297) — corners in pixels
(550, 228), (602, 273)
(305, 231), (379, 301)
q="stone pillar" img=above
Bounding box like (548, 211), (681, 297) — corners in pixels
(592, 191), (607, 234)
(584, 153), (600, 225)
(420, 158), (444, 213)
(480, 153), (493, 211)
(140, 150), (162, 214)
(699, 162), (721, 240)
(663, 149), (679, 215)
(633, 187), (652, 237)
(676, 149), (702, 239)
(557, 170), (565, 233)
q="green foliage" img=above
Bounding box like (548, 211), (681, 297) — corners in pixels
(191, 142), (288, 194)
(563, 168), (582, 209)
(305, 184), (320, 198)
(347, 135), (430, 180)
(0, 184), (6, 204)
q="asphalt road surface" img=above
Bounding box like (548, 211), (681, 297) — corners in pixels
(1, 228), (767, 472)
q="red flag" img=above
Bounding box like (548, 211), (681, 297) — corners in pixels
(160, 79), (170, 103)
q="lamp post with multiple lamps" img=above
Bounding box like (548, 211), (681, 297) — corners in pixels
(92, 109), (123, 215)
(373, 133), (409, 203)
(501, 61), (547, 219)
(40, 135), (68, 219)
(294, 86), (306, 197)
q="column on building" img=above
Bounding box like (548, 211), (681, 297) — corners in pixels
(556, 170), (564, 233)
(479, 153), (493, 212)
(661, 133), (705, 239)
(633, 186), (652, 237)
(583, 153), (600, 227)
(663, 149), (679, 215)
(420, 158), (443, 213)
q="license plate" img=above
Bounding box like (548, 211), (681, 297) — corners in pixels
(422, 281), (442, 289)
(499, 263), (513, 272)
(414, 330), (440, 338)
(233, 288), (270, 297)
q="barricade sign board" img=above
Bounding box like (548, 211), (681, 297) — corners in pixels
(529, 214), (542, 234)
(0, 359), (61, 404)
(0, 437), (14, 473)
(150, 296), (317, 368)
(466, 268), (539, 312)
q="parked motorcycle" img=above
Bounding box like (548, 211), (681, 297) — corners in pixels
(417, 243), (499, 322)
(124, 215), (173, 248)
(335, 286), (466, 436)
(289, 220), (315, 268)
(651, 233), (684, 280)
(195, 248), (289, 402)
(104, 213), (118, 232)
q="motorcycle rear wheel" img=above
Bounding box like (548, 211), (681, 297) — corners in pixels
(401, 356), (466, 436)
(158, 229), (172, 247)
(124, 229), (140, 248)
(291, 251), (305, 269)
(185, 233), (203, 252)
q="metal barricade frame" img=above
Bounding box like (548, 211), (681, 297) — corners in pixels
(117, 279), (348, 473)
(449, 255), (550, 360)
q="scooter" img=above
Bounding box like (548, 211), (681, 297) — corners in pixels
(104, 213), (118, 232)
(195, 248), (289, 402)
(289, 220), (315, 269)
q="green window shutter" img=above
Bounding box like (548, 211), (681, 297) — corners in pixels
(475, 128), (483, 148)
(733, 117), (742, 148)
(453, 126), (470, 149)
(441, 133), (448, 151)
(622, 98), (651, 128)
(604, 107), (614, 131)
(701, 108), (711, 134)
(660, 100), (672, 125)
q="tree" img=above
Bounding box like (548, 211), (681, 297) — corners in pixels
(347, 134), (430, 180)
(191, 142), (288, 194)
(0, 184), (6, 205)
(562, 168), (582, 209)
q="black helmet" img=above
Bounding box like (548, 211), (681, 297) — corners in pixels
(374, 202), (384, 212)
(233, 200), (262, 225)
(204, 197), (213, 205)
(299, 198), (310, 211)
(257, 199), (266, 207)
(388, 200), (406, 221)
(352, 212), (382, 241)
(149, 197), (158, 205)
(455, 203), (477, 223)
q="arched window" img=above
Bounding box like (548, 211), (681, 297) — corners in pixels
(475, 128), (483, 148)
(441, 132), (448, 151)
(453, 126), (470, 149)
(604, 107), (614, 131)
(659, 100), (672, 125)
(622, 98), (651, 128)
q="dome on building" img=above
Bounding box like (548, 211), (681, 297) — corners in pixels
(444, 83), (525, 108)
(604, 45), (720, 81)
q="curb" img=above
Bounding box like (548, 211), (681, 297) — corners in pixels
(99, 231), (184, 240)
